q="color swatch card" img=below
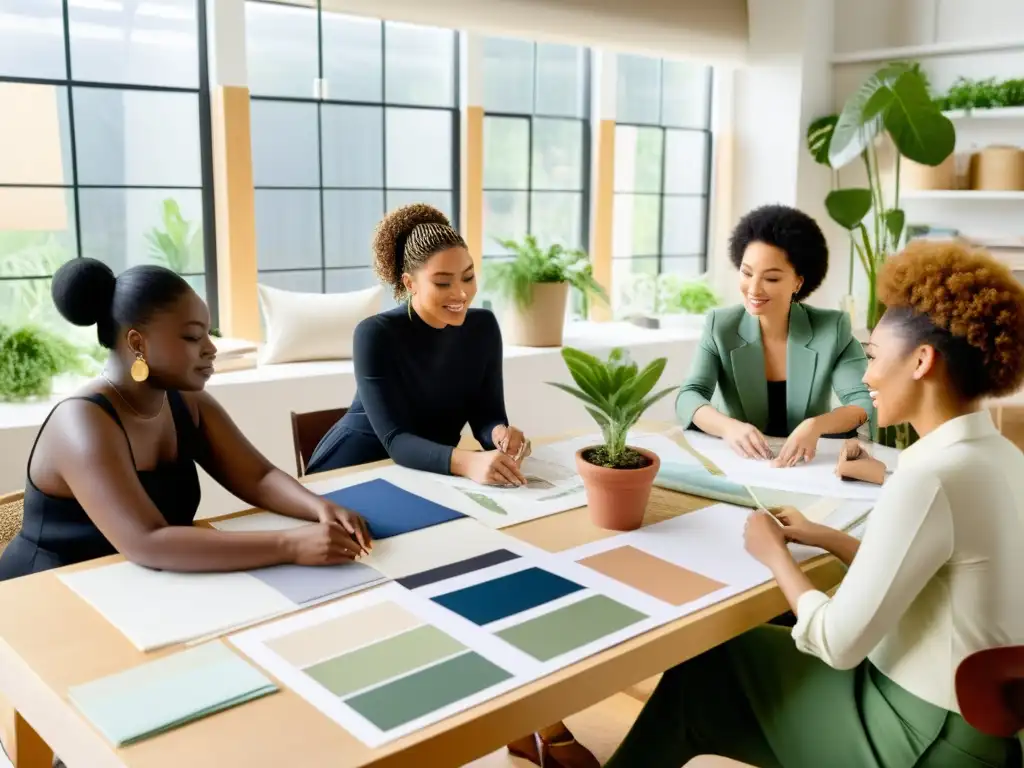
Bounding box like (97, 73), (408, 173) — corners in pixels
(683, 431), (897, 501)
(230, 584), (521, 747)
(69, 642), (277, 746)
(59, 559), (386, 652)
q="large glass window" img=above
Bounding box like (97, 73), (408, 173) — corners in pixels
(481, 37), (590, 258)
(613, 55), (712, 298)
(246, 1), (459, 295)
(0, 0), (216, 333)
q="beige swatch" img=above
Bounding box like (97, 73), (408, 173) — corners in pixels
(579, 546), (727, 606)
(265, 601), (420, 669)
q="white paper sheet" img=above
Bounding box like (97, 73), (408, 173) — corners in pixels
(210, 512), (311, 533)
(59, 563), (297, 652)
(683, 431), (898, 501)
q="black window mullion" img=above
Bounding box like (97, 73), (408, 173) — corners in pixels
(196, 0), (218, 322)
(60, 0), (83, 260)
(655, 127), (667, 275)
(380, 21), (388, 225)
(316, 0), (327, 292)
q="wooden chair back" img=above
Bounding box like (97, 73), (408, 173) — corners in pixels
(956, 646), (1024, 738)
(290, 408), (348, 477)
(0, 490), (25, 556)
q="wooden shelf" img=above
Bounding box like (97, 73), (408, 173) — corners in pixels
(901, 189), (1024, 201)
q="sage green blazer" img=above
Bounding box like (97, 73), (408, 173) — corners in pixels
(676, 302), (873, 434)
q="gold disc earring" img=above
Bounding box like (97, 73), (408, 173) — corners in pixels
(130, 352), (150, 383)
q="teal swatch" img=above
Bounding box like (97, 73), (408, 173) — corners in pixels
(68, 642), (277, 746)
(345, 651), (511, 731)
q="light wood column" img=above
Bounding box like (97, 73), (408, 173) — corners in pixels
(461, 105), (484, 273)
(211, 85), (261, 342)
(590, 118), (615, 321)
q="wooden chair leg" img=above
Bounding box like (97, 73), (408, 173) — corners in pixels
(11, 711), (52, 768)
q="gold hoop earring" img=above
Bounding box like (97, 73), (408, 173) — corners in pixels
(130, 352), (150, 383)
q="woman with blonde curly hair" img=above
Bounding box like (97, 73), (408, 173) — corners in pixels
(607, 240), (1024, 768)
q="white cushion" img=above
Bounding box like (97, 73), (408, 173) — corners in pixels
(257, 283), (383, 365)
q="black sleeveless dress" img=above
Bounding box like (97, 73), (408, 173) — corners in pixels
(0, 391), (202, 581)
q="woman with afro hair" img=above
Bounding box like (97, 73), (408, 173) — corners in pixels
(676, 204), (874, 466)
(607, 240), (1024, 768)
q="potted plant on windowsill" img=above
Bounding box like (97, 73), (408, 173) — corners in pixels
(487, 235), (608, 348)
(549, 347), (676, 531)
(656, 275), (719, 330)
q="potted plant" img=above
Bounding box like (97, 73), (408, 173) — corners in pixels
(145, 198), (203, 274)
(0, 325), (95, 402)
(548, 347), (676, 530)
(487, 235), (607, 347)
(807, 61), (955, 449)
(656, 275), (719, 329)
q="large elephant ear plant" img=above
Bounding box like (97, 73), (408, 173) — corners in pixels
(808, 61), (955, 331)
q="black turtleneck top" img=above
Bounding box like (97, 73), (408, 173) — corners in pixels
(308, 305), (509, 475)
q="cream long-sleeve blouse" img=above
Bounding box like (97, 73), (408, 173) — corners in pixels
(792, 410), (1024, 711)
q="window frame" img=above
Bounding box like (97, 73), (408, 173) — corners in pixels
(613, 59), (714, 276)
(0, 0), (219, 322)
(481, 41), (593, 259)
(247, 0), (461, 293)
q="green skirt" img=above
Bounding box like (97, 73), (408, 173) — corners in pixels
(605, 625), (1021, 768)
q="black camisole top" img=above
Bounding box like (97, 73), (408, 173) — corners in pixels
(0, 391), (202, 581)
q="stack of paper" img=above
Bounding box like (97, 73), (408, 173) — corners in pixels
(69, 642), (277, 746)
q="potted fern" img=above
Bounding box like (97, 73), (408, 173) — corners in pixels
(549, 347), (676, 530)
(487, 235), (607, 347)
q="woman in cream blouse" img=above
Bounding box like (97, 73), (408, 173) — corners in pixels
(605, 240), (1024, 768)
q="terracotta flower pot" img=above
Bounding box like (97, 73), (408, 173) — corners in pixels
(502, 281), (569, 347)
(575, 447), (661, 531)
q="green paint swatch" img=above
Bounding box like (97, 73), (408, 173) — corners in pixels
(304, 625), (464, 697)
(461, 490), (508, 515)
(497, 595), (647, 661)
(345, 651), (511, 731)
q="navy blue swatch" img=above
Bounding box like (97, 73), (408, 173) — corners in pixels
(398, 549), (520, 590)
(432, 567), (584, 625)
(321, 479), (464, 539)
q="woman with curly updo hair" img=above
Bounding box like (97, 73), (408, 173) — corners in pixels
(608, 240), (1024, 768)
(307, 204), (531, 486)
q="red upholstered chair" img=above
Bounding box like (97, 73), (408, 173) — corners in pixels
(956, 646), (1024, 737)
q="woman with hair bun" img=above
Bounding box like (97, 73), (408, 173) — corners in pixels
(607, 240), (1024, 768)
(307, 204), (598, 768)
(0, 260), (371, 582)
(307, 204), (530, 486)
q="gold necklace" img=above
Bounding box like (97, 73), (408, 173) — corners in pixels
(101, 372), (165, 420)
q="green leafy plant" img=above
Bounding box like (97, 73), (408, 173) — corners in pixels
(0, 325), (94, 402)
(935, 76), (1024, 111)
(548, 347), (676, 469)
(145, 198), (203, 274)
(807, 61), (955, 331)
(487, 235), (608, 311)
(656, 275), (719, 315)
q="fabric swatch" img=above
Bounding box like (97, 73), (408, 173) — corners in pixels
(265, 601), (420, 669)
(578, 546), (727, 606)
(68, 642), (277, 746)
(247, 561), (385, 605)
(431, 567), (583, 626)
(321, 479), (464, 539)
(496, 595), (646, 661)
(304, 625), (464, 697)
(397, 549), (520, 590)
(345, 651), (511, 731)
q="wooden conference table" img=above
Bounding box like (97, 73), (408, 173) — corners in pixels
(0, 434), (848, 768)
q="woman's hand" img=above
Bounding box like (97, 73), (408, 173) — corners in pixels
(283, 523), (365, 565)
(317, 502), (372, 553)
(773, 419), (821, 467)
(465, 450), (528, 487)
(773, 506), (824, 547)
(835, 440), (887, 485)
(838, 438), (867, 463)
(722, 420), (773, 460)
(743, 509), (792, 567)
(492, 424), (531, 463)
